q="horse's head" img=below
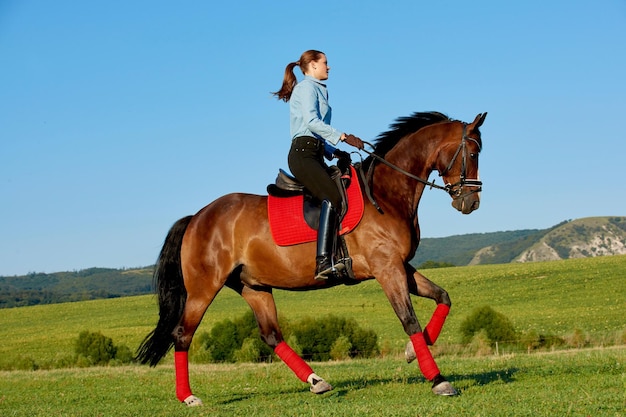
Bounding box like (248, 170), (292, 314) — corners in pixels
(367, 111), (487, 217)
(437, 113), (487, 214)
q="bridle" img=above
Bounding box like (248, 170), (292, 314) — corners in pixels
(359, 123), (482, 210)
(438, 124), (483, 198)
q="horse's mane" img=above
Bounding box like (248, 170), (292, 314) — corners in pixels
(371, 111), (451, 158)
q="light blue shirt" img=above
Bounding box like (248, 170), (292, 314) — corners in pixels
(289, 76), (343, 147)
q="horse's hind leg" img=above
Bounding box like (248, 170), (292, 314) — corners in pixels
(172, 282), (223, 406)
(239, 285), (333, 394)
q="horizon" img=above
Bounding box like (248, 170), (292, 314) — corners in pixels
(2, 215), (623, 277)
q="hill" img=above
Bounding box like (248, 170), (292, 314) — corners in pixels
(1, 216), (624, 308)
(0, 267), (152, 308)
(513, 216), (626, 262)
(411, 216), (626, 267)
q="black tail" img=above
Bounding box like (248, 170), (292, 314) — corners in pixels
(136, 215), (193, 367)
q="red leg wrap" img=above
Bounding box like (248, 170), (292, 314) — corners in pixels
(424, 304), (450, 345)
(274, 341), (314, 382)
(410, 332), (440, 381)
(174, 351), (193, 402)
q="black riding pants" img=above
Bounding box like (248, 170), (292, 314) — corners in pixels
(288, 136), (341, 209)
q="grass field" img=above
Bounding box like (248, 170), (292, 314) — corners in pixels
(0, 348), (624, 416)
(0, 255), (624, 415)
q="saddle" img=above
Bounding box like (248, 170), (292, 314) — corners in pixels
(267, 165), (349, 230)
(266, 164), (364, 282)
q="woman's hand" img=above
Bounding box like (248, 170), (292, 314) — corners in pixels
(343, 134), (364, 150)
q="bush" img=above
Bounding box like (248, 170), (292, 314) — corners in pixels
(519, 330), (565, 352)
(234, 338), (261, 363)
(196, 312), (379, 363)
(291, 314), (378, 361)
(201, 310), (272, 363)
(205, 319), (243, 362)
(75, 331), (117, 365)
(74, 331), (135, 366)
(330, 335), (352, 360)
(465, 329), (493, 356)
(460, 306), (517, 345)
(111, 344), (135, 365)
(286, 334), (302, 356)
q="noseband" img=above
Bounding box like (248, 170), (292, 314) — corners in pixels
(439, 124), (483, 198)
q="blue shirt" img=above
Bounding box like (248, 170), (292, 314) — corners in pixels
(290, 76), (343, 151)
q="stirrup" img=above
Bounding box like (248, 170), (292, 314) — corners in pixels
(314, 261), (345, 281)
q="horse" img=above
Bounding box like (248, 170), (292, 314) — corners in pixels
(136, 111), (487, 406)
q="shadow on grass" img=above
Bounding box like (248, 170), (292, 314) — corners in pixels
(213, 367), (521, 404)
(215, 383), (316, 405)
(328, 367), (520, 396)
(448, 367), (520, 387)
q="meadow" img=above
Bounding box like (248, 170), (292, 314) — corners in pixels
(0, 255), (624, 415)
(1, 348), (624, 416)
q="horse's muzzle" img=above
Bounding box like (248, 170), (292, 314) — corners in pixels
(451, 193), (480, 214)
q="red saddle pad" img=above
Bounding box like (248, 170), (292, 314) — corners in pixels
(267, 166), (364, 246)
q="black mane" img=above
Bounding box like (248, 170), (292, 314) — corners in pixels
(372, 111), (451, 157)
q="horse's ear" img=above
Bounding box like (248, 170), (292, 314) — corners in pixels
(470, 112), (487, 129)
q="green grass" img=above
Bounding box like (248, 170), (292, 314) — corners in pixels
(0, 256), (625, 415)
(0, 348), (624, 416)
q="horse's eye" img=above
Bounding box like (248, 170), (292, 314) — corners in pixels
(470, 153), (478, 160)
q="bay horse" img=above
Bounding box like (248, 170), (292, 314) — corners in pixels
(137, 111), (487, 406)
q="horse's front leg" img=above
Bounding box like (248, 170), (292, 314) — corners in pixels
(378, 264), (457, 396)
(406, 264), (451, 346)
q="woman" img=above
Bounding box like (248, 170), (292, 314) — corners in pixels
(273, 50), (364, 280)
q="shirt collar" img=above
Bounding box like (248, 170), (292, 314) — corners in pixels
(304, 75), (326, 88)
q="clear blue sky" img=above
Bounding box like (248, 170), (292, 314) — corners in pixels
(1, 1), (625, 276)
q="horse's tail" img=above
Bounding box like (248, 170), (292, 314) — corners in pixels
(136, 215), (193, 367)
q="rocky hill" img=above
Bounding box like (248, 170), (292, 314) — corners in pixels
(412, 216), (626, 267)
(512, 216), (626, 262)
(467, 217), (626, 265)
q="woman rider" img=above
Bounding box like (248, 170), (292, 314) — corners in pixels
(273, 50), (364, 280)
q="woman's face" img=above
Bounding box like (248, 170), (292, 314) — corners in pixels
(308, 54), (330, 81)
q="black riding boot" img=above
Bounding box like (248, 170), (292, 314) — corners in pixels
(315, 200), (343, 280)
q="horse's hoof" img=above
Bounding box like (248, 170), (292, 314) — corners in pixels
(405, 340), (416, 363)
(183, 395), (204, 406)
(432, 381), (458, 396)
(310, 377), (333, 394)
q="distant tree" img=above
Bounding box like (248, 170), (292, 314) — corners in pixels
(418, 260), (456, 269)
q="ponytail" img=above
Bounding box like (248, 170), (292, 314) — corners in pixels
(272, 50), (325, 102)
(272, 62), (300, 102)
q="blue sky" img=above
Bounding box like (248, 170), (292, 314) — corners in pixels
(1, 1), (625, 276)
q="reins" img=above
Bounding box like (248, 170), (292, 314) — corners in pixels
(360, 143), (448, 191)
(356, 123), (482, 212)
